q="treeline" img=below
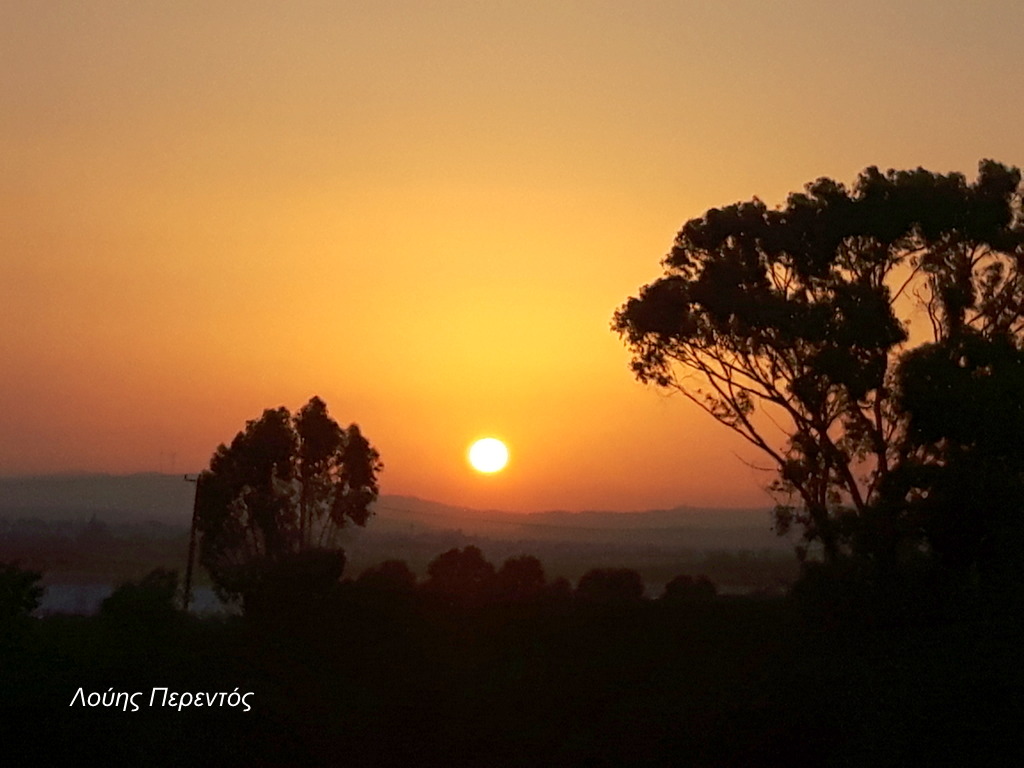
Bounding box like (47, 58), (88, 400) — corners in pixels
(346, 545), (718, 608)
(0, 517), (797, 595)
(74, 546), (721, 621)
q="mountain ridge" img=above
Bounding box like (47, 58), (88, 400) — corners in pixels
(0, 473), (770, 519)
(0, 473), (782, 550)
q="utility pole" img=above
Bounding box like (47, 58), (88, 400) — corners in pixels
(182, 474), (202, 612)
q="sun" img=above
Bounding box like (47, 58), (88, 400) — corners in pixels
(468, 438), (509, 473)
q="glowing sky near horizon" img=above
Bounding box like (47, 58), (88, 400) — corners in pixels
(2, 1), (1022, 511)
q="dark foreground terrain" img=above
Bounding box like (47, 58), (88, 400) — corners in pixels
(3, 587), (1023, 767)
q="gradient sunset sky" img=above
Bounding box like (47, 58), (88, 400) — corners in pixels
(3, 1), (1022, 511)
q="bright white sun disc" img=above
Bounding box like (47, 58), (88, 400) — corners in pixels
(468, 438), (509, 473)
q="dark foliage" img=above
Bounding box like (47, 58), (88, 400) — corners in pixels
(5, 546), (1024, 766)
(886, 331), (1024, 586)
(195, 396), (381, 609)
(661, 574), (717, 602)
(356, 558), (418, 594)
(493, 554), (547, 604)
(423, 545), (496, 606)
(241, 548), (347, 621)
(8, 577), (1022, 766)
(100, 568), (179, 625)
(615, 160), (1024, 593)
(575, 567), (645, 604)
(0, 561), (44, 621)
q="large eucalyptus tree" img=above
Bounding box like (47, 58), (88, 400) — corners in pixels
(615, 161), (1024, 574)
(196, 396), (382, 607)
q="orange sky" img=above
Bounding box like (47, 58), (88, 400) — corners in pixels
(2, 2), (1022, 511)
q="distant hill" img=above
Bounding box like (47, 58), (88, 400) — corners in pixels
(0, 474), (795, 592)
(0, 473), (785, 551)
(0, 473), (196, 524)
(370, 495), (781, 549)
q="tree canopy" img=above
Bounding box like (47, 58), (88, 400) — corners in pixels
(0, 562), (44, 622)
(575, 568), (645, 604)
(614, 160), (1024, 581)
(196, 396), (382, 605)
(424, 546), (496, 606)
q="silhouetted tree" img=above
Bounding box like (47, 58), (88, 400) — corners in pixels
(357, 559), (417, 594)
(423, 546), (495, 605)
(615, 160), (1024, 574)
(244, 548), (349, 620)
(545, 576), (573, 602)
(493, 555), (547, 603)
(0, 562), (44, 621)
(575, 568), (645, 604)
(661, 574), (717, 602)
(884, 331), (1024, 584)
(101, 568), (179, 625)
(196, 396), (382, 609)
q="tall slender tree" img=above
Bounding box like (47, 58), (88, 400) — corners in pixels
(196, 396), (382, 606)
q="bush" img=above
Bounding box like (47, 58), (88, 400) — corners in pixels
(356, 559), (417, 594)
(493, 555), (547, 604)
(423, 546), (496, 605)
(575, 568), (645, 604)
(661, 574), (717, 602)
(242, 548), (347, 619)
(0, 561), (44, 621)
(100, 568), (179, 625)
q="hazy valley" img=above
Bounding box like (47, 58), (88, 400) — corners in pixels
(0, 473), (796, 604)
